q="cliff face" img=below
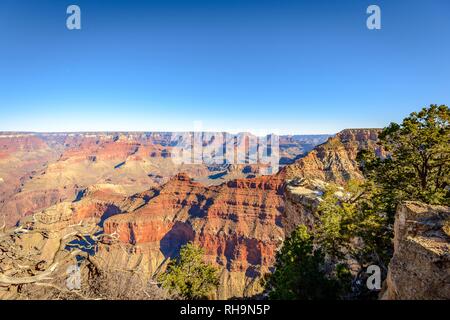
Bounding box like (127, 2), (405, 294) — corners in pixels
(282, 129), (383, 185)
(281, 128), (384, 235)
(382, 202), (450, 300)
(101, 173), (285, 299)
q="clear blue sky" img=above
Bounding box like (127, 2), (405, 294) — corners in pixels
(0, 0), (449, 134)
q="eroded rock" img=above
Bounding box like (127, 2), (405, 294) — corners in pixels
(382, 202), (450, 300)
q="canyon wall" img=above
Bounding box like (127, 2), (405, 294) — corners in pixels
(95, 129), (382, 298)
(101, 173), (286, 299)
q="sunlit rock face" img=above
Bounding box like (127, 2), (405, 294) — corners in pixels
(103, 173), (286, 299)
(282, 129), (384, 185)
(382, 202), (450, 300)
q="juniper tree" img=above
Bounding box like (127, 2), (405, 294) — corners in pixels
(158, 242), (220, 300)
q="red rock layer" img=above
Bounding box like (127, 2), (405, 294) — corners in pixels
(59, 136), (171, 163)
(104, 173), (285, 272)
(0, 135), (49, 156)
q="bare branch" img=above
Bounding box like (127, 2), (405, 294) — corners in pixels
(0, 262), (59, 285)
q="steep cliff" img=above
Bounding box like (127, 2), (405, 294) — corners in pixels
(97, 130), (383, 298)
(101, 173), (285, 299)
(282, 178), (329, 235)
(382, 202), (450, 300)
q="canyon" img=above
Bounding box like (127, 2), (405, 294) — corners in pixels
(0, 132), (330, 227)
(0, 129), (448, 300)
(0, 129), (375, 299)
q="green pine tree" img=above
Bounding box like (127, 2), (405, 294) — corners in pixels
(358, 104), (450, 209)
(265, 105), (449, 300)
(158, 242), (220, 300)
(264, 225), (344, 300)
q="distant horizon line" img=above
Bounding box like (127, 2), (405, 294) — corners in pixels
(0, 128), (384, 136)
(0, 130), (356, 136)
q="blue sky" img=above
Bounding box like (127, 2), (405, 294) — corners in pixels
(0, 0), (449, 134)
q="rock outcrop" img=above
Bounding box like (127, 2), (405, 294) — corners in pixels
(282, 129), (383, 184)
(283, 178), (329, 234)
(280, 129), (383, 234)
(0, 185), (155, 300)
(382, 202), (450, 300)
(102, 173), (286, 299)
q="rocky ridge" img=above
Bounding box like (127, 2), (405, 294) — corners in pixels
(282, 129), (384, 184)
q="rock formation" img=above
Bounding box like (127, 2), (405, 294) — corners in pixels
(382, 202), (450, 300)
(283, 177), (329, 234)
(101, 173), (286, 299)
(282, 129), (383, 184)
(0, 184), (169, 300)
